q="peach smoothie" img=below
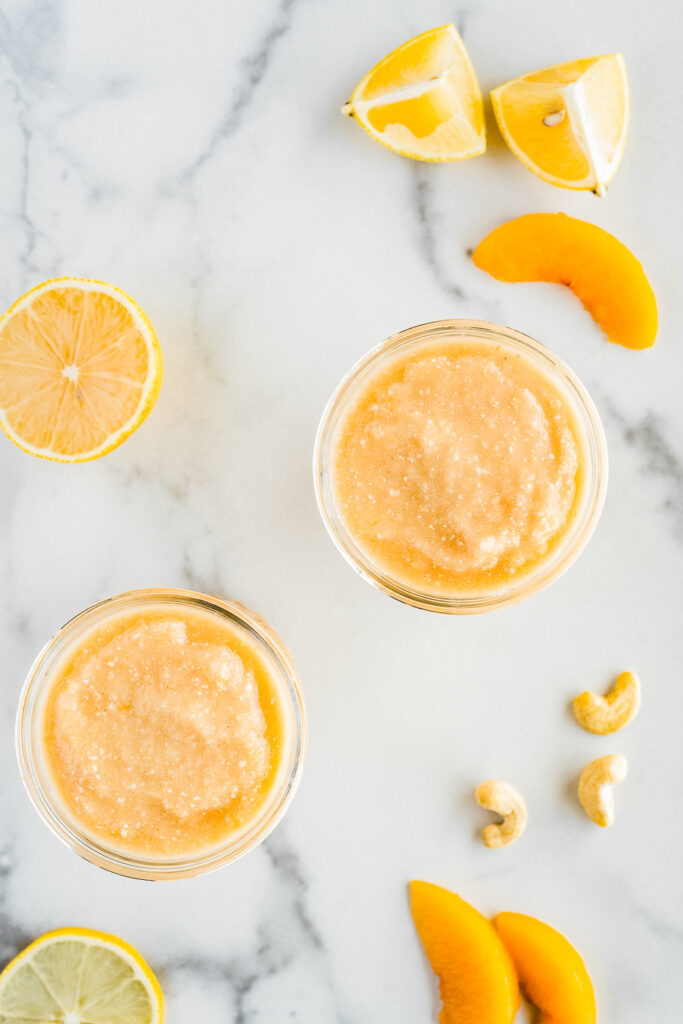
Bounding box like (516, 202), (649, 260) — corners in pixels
(332, 335), (587, 597)
(41, 604), (288, 859)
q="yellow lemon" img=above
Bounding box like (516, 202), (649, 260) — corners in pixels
(0, 927), (163, 1023)
(0, 277), (162, 461)
(342, 25), (486, 161)
(491, 54), (629, 194)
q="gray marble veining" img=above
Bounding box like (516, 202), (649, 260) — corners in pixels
(0, 0), (682, 1021)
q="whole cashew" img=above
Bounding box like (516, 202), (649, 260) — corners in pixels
(578, 754), (628, 827)
(475, 780), (527, 848)
(573, 671), (641, 735)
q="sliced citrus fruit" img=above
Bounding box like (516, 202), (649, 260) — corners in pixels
(0, 927), (163, 1023)
(410, 882), (519, 1024)
(495, 912), (596, 1024)
(491, 54), (629, 194)
(0, 277), (162, 461)
(473, 213), (657, 349)
(342, 25), (486, 161)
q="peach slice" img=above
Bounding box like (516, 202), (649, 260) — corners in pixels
(410, 882), (519, 1024)
(494, 911), (597, 1024)
(472, 212), (657, 349)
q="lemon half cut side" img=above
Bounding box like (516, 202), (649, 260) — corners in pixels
(0, 927), (163, 1024)
(0, 277), (162, 462)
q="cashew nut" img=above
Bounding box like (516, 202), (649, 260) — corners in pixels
(573, 671), (641, 735)
(578, 754), (628, 827)
(475, 780), (527, 848)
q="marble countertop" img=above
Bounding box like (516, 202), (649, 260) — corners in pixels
(1, 0), (681, 1020)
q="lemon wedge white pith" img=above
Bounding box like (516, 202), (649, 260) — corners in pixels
(0, 928), (163, 1024)
(343, 24), (486, 161)
(491, 54), (629, 194)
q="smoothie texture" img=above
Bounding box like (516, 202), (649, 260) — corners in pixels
(41, 606), (286, 858)
(332, 338), (585, 596)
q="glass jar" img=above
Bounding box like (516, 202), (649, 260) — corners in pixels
(16, 588), (306, 880)
(314, 319), (607, 613)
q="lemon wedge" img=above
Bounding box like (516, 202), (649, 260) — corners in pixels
(0, 928), (163, 1023)
(491, 54), (629, 194)
(0, 277), (162, 462)
(342, 24), (486, 161)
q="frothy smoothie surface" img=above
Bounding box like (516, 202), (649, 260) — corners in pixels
(42, 606), (287, 858)
(333, 338), (585, 596)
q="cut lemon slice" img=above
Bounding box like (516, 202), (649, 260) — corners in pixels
(0, 277), (162, 462)
(342, 25), (486, 161)
(491, 54), (629, 194)
(0, 928), (163, 1023)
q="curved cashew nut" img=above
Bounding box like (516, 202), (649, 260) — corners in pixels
(475, 780), (527, 848)
(578, 754), (628, 827)
(573, 671), (641, 735)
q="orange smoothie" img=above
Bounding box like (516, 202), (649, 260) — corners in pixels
(333, 337), (586, 596)
(41, 605), (287, 858)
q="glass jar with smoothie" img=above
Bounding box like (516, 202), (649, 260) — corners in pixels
(16, 589), (306, 879)
(315, 320), (607, 613)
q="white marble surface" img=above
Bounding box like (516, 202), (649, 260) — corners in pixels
(1, 0), (682, 1020)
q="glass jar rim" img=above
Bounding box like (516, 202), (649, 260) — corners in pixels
(16, 588), (307, 880)
(313, 318), (608, 614)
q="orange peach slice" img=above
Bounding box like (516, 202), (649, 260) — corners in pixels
(494, 911), (597, 1024)
(410, 882), (519, 1024)
(472, 212), (657, 349)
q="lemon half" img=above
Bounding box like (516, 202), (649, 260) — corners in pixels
(0, 277), (162, 462)
(0, 928), (163, 1024)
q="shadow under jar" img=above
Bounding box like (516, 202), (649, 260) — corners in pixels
(16, 589), (306, 880)
(314, 320), (607, 613)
